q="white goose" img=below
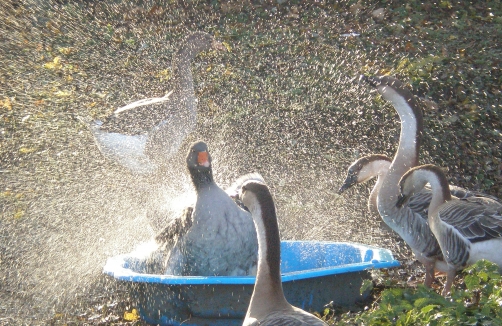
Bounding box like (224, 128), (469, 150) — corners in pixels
(397, 164), (502, 295)
(157, 141), (259, 276)
(338, 154), (498, 217)
(238, 180), (327, 326)
(88, 32), (226, 174)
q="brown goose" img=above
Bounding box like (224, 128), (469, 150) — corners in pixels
(398, 164), (502, 295)
(238, 180), (327, 326)
(89, 32), (226, 174)
(160, 141), (259, 276)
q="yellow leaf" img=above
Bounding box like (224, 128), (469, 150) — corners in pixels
(44, 56), (62, 70)
(222, 42), (232, 52)
(14, 209), (25, 219)
(123, 309), (140, 321)
(19, 147), (36, 154)
(156, 69), (170, 81)
(87, 102), (97, 108)
(206, 65), (212, 72)
(54, 90), (72, 97)
(58, 47), (73, 55)
(1, 97), (12, 110)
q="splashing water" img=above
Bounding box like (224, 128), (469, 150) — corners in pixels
(1, 0), (500, 323)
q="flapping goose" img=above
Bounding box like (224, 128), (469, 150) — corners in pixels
(161, 141), (259, 276)
(238, 180), (327, 326)
(89, 32), (226, 174)
(338, 154), (498, 217)
(397, 164), (502, 295)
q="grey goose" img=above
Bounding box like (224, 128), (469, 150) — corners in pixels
(157, 141), (259, 276)
(398, 164), (502, 295)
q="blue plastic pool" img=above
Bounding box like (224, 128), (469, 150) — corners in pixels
(104, 241), (399, 325)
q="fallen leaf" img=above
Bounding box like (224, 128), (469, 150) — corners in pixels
(58, 47), (73, 55)
(54, 90), (72, 97)
(44, 56), (62, 70)
(222, 42), (232, 52)
(34, 99), (44, 106)
(123, 309), (139, 321)
(14, 209), (25, 219)
(1, 97), (12, 110)
(19, 147), (36, 154)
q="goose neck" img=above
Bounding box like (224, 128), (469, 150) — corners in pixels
(248, 198), (289, 312)
(422, 170), (452, 218)
(369, 168), (388, 214)
(189, 168), (214, 191)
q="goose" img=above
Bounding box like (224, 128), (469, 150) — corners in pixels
(161, 141), (259, 276)
(359, 75), (447, 287)
(359, 75), (501, 287)
(88, 32), (226, 174)
(238, 180), (327, 326)
(397, 164), (502, 295)
(338, 154), (498, 217)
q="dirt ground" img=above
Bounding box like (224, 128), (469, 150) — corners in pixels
(0, 0), (500, 324)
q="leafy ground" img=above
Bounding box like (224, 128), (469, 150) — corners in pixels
(0, 0), (501, 325)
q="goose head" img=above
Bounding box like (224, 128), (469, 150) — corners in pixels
(239, 180), (273, 218)
(359, 75), (416, 105)
(397, 164), (450, 208)
(338, 154), (392, 194)
(177, 31), (227, 60)
(186, 141), (214, 188)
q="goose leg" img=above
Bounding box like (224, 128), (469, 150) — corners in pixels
(423, 261), (435, 287)
(441, 269), (456, 296)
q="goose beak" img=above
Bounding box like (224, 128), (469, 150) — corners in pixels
(395, 194), (408, 208)
(338, 175), (357, 194)
(359, 74), (379, 87)
(197, 151), (210, 167)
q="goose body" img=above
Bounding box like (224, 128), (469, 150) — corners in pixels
(89, 32), (226, 174)
(239, 181), (327, 326)
(398, 165), (502, 295)
(160, 141), (258, 276)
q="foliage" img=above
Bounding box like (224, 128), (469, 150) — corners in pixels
(333, 260), (502, 325)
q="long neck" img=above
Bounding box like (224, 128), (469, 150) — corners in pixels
(422, 170), (452, 219)
(189, 168), (214, 191)
(368, 167), (389, 215)
(171, 47), (197, 124)
(247, 199), (290, 318)
(379, 89), (422, 213)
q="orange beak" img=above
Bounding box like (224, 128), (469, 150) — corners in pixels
(197, 151), (210, 167)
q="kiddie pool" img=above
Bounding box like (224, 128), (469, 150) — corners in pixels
(103, 240), (400, 326)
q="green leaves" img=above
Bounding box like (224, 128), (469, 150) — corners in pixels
(336, 260), (502, 325)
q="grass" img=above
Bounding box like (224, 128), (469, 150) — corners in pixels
(0, 0), (501, 324)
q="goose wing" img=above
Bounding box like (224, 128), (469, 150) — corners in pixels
(154, 206), (193, 249)
(99, 94), (174, 135)
(407, 189), (432, 219)
(449, 185), (501, 203)
(439, 200), (502, 243)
